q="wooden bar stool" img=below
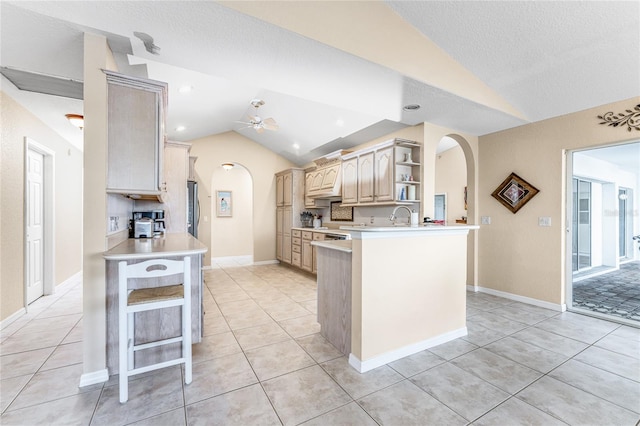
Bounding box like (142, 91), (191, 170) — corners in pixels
(118, 256), (192, 403)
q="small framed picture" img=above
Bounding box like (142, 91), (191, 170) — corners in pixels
(216, 190), (232, 217)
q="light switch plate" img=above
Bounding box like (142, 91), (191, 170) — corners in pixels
(481, 216), (491, 225)
(538, 216), (552, 227)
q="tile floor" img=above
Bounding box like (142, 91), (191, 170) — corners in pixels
(1, 263), (639, 425)
(573, 261), (640, 322)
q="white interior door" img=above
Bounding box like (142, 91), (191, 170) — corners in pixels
(27, 149), (45, 304)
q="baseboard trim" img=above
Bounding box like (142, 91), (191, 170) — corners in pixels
(56, 270), (83, 293)
(348, 327), (467, 373)
(0, 307), (27, 329)
(79, 369), (109, 387)
(211, 255), (253, 266)
(253, 260), (279, 266)
(474, 285), (566, 312)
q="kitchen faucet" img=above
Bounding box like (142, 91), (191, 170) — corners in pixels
(389, 205), (414, 225)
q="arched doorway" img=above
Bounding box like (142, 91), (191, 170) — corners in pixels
(433, 134), (478, 288)
(210, 163), (254, 266)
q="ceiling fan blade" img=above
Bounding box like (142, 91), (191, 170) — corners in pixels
(255, 126), (265, 134)
(262, 117), (279, 131)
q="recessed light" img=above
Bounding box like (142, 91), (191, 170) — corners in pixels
(403, 104), (421, 111)
(178, 85), (193, 94)
(335, 119), (345, 127)
(175, 126), (186, 132)
(292, 143), (300, 150)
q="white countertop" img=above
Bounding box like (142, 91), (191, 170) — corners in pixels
(103, 233), (208, 260)
(291, 227), (352, 236)
(311, 239), (352, 253)
(340, 224), (479, 232)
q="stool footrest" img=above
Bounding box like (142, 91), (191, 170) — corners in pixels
(133, 336), (183, 352)
(128, 358), (186, 376)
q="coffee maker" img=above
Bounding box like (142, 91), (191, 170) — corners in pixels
(130, 210), (165, 238)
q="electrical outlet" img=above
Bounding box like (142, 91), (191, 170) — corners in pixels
(538, 216), (552, 227)
(481, 216), (491, 225)
(370, 216), (375, 224)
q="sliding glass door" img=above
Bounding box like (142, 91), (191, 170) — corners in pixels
(572, 178), (592, 272)
(619, 188), (628, 259)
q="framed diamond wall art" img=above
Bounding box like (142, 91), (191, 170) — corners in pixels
(491, 172), (539, 214)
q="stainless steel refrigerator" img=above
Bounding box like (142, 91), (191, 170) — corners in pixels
(187, 180), (199, 238)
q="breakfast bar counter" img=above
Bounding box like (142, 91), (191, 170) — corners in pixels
(103, 234), (207, 375)
(103, 233), (208, 260)
(317, 224), (478, 373)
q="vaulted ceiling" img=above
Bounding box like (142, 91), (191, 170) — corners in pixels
(2, 1), (638, 165)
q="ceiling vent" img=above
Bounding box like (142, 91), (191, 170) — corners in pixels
(0, 66), (83, 100)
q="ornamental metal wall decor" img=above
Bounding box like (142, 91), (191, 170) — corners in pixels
(491, 172), (539, 214)
(597, 104), (640, 132)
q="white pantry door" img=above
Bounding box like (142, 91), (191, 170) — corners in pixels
(27, 149), (45, 303)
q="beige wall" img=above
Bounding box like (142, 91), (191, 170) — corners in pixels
(423, 123), (479, 286)
(81, 32), (117, 377)
(435, 145), (468, 224)
(478, 97), (640, 305)
(188, 131), (295, 265)
(210, 166), (253, 259)
(0, 91), (83, 322)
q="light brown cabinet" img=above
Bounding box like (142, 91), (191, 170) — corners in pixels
(341, 158), (358, 204)
(291, 229), (302, 267)
(162, 141), (190, 233)
(305, 160), (343, 200)
(357, 152), (375, 203)
(341, 139), (421, 206)
(312, 232), (325, 274)
(301, 231), (314, 272)
(104, 70), (167, 199)
(374, 146), (394, 202)
(276, 174), (285, 207)
(275, 169), (304, 264)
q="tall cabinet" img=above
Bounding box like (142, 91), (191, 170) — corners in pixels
(276, 169), (304, 264)
(104, 70), (167, 200)
(162, 141), (191, 233)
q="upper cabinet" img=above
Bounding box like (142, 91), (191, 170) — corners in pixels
(104, 70), (167, 200)
(304, 150), (351, 202)
(341, 138), (421, 206)
(341, 158), (358, 204)
(305, 161), (342, 199)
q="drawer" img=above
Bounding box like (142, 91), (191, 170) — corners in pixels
(292, 244), (301, 253)
(302, 231), (313, 240)
(313, 233), (325, 241)
(292, 229), (301, 237)
(291, 251), (301, 266)
(292, 237), (301, 246)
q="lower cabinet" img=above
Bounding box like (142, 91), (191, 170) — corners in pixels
(301, 231), (314, 272)
(312, 232), (325, 274)
(291, 230), (302, 267)
(287, 229), (328, 274)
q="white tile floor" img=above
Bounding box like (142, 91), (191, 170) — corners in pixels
(1, 263), (639, 425)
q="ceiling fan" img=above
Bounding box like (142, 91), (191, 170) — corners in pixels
(237, 99), (279, 133)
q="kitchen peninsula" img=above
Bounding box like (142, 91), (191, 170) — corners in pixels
(103, 233), (207, 374)
(313, 224), (478, 373)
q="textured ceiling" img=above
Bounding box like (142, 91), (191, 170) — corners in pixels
(1, 1), (638, 166)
